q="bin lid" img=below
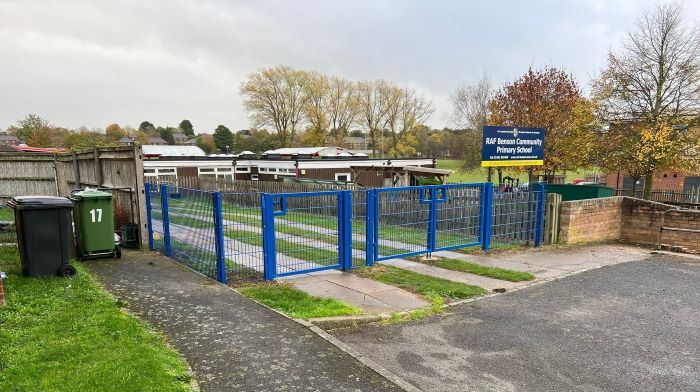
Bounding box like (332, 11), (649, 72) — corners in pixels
(70, 189), (113, 200)
(7, 196), (74, 210)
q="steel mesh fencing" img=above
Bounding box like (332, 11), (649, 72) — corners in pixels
(148, 185), (164, 253)
(153, 185), (219, 279)
(266, 192), (343, 277)
(491, 184), (545, 246)
(220, 191), (264, 283)
(374, 187), (431, 261)
(434, 184), (483, 251)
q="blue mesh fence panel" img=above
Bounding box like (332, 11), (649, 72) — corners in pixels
(434, 184), (483, 250)
(156, 185), (218, 279)
(491, 184), (544, 246)
(149, 185), (164, 253)
(374, 187), (431, 261)
(270, 192), (343, 277)
(220, 191), (265, 283)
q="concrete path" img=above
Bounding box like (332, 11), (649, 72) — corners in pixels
(435, 243), (651, 280)
(280, 269), (430, 314)
(333, 252), (700, 391)
(85, 251), (402, 392)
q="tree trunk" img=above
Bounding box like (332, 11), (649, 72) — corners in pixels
(643, 172), (653, 200)
(497, 168), (503, 186)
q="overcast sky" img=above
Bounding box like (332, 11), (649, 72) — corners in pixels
(2, 0), (699, 133)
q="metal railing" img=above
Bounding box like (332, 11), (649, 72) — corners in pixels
(145, 182), (547, 283)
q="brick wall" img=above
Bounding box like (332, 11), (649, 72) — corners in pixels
(559, 197), (624, 243)
(621, 198), (700, 253)
(559, 196), (699, 253)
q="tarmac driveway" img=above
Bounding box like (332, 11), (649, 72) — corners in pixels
(334, 253), (700, 391)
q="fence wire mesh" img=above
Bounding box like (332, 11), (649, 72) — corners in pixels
(491, 185), (543, 246)
(435, 184), (483, 250)
(271, 192), (342, 277)
(146, 180), (546, 282)
(220, 191), (264, 283)
(154, 185), (218, 279)
(375, 188), (431, 260)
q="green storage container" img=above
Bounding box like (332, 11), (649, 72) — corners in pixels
(71, 189), (118, 259)
(545, 184), (615, 201)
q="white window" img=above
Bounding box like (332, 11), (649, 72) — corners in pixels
(235, 167), (250, 173)
(144, 168), (156, 174)
(158, 168), (175, 174)
(199, 168), (215, 173)
(251, 174), (259, 181)
(217, 168), (231, 172)
(335, 172), (351, 182)
(268, 168), (277, 173)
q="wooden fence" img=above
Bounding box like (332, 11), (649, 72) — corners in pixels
(0, 153), (58, 202)
(614, 187), (700, 205)
(1, 146), (148, 246)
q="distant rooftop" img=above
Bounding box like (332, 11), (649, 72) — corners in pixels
(142, 145), (205, 157)
(262, 146), (366, 157)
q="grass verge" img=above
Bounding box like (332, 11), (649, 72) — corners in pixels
(0, 245), (193, 392)
(454, 242), (528, 255)
(355, 265), (486, 302)
(418, 257), (535, 282)
(237, 283), (361, 319)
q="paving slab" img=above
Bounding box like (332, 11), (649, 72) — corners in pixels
(281, 270), (430, 314)
(85, 251), (402, 392)
(436, 244), (651, 280)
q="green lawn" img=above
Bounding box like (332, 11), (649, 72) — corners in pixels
(355, 265), (486, 302)
(436, 159), (597, 184)
(237, 284), (361, 318)
(0, 207), (13, 221)
(419, 257), (535, 282)
(0, 245), (193, 392)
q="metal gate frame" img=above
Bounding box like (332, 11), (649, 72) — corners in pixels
(261, 190), (353, 280)
(367, 183), (491, 265)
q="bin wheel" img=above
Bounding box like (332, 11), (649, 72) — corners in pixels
(114, 246), (122, 259)
(58, 264), (76, 278)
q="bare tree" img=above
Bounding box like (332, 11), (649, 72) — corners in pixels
(449, 73), (494, 170)
(240, 65), (307, 147)
(592, 2), (700, 197)
(301, 71), (331, 146)
(327, 76), (358, 144)
(357, 79), (391, 156)
(450, 73), (493, 131)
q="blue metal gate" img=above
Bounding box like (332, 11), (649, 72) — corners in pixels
(261, 190), (353, 279)
(366, 183), (488, 264)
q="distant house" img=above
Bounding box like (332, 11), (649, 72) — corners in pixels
(172, 133), (195, 146)
(0, 133), (20, 146)
(147, 137), (167, 145)
(117, 137), (134, 146)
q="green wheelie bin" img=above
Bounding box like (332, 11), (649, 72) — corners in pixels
(71, 189), (120, 259)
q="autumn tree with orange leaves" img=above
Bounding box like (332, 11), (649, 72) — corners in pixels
(489, 67), (597, 178)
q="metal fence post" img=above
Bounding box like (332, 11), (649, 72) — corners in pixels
(145, 182), (154, 250)
(340, 190), (353, 271)
(261, 193), (277, 280)
(212, 192), (227, 284)
(481, 182), (493, 251)
(534, 183), (545, 247)
(428, 186), (437, 252)
(365, 189), (376, 267)
(160, 184), (172, 257)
